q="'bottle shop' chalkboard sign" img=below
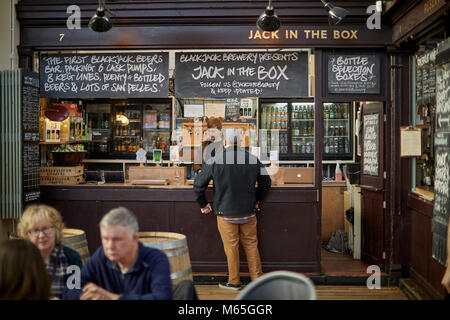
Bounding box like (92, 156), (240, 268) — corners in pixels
(328, 54), (380, 94)
(174, 51), (308, 98)
(40, 53), (169, 98)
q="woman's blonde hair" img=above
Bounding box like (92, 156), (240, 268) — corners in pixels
(17, 204), (65, 243)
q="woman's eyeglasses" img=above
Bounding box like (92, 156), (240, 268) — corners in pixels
(28, 226), (54, 237)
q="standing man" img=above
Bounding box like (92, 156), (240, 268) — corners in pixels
(193, 127), (272, 290)
(64, 207), (173, 300)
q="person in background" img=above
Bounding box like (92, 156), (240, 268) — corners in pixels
(64, 206), (173, 300)
(441, 224), (450, 296)
(17, 204), (82, 299)
(0, 239), (51, 300)
(193, 127), (272, 290)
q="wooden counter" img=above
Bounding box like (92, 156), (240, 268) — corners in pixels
(41, 184), (322, 274)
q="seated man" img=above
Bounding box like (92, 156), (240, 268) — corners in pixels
(64, 207), (172, 300)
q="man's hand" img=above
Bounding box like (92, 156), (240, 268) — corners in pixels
(201, 203), (212, 214)
(441, 267), (450, 293)
(80, 282), (120, 300)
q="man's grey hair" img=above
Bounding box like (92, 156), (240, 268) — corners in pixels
(100, 207), (139, 236)
(222, 127), (241, 147)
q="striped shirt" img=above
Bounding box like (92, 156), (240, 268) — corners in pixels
(221, 213), (256, 224)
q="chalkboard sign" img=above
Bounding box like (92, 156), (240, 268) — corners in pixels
(40, 53), (169, 98)
(422, 66), (430, 103)
(428, 66), (436, 103)
(417, 48), (437, 105)
(22, 71), (40, 204)
(432, 39), (450, 265)
(436, 63), (450, 133)
(362, 113), (379, 176)
(328, 54), (380, 94)
(416, 68), (423, 106)
(225, 98), (240, 119)
(174, 51), (308, 98)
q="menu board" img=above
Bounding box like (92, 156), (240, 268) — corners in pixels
(432, 39), (450, 265)
(40, 53), (169, 98)
(416, 48), (437, 105)
(416, 68), (423, 106)
(328, 54), (380, 94)
(225, 98), (241, 119)
(362, 113), (379, 176)
(22, 71), (40, 204)
(175, 51), (308, 98)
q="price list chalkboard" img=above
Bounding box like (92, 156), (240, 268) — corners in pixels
(175, 51), (308, 98)
(432, 38), (450, 265)
(416, 48), (437, 105)
(22, 71), (40, 204)
(416, 68), (423, 106)
(328, 54), (380, 94)
(40, 53), (169, 98)
(225, 98), (240, 119)
(362, 113), (379, 176)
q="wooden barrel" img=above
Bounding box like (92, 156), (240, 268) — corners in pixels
(138, 232), (193, 285)
(61, 228), (90, 266)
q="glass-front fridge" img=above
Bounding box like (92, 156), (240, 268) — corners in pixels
(260, 99), (314, 160)
(322, 102), (353, 160)
(111, 99), (172, 159)
(259, 100), (353, 160)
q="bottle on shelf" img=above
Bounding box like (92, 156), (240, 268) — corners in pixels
(329, 104), (335, 119)
(324, 105), (329, 119)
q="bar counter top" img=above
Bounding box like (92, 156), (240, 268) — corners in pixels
(43, 180), (346, 188)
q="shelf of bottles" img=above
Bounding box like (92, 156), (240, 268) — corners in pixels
(323, 103), (350, 155)
(260, 103), (289, 154)
(142, 104), (171, 154)
(114, 108), (141, 152)
(291, 103), (315, 154)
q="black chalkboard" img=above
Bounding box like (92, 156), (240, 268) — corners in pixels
(40, 53), (169, 98)
(175, 51), (308, 98)
(428, 66), (436, 103)
(416, 68), (423, 106)
(436, 63), (450, 133)
(225, 98), (240, 119)
(422, 66), (430, 103)
(328, 54), (380, 94)
(362, 113), (379, 176)
(432, 40), (450, 265)
(22, 71), (41, 204)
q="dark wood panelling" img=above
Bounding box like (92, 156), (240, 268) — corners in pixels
(361, 189), (384, 268)
(407, 193), (447, 299)
(41, 186), (321, 274)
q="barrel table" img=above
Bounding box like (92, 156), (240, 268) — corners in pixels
(138, 232), (193, 285)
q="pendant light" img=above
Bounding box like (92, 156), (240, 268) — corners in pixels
(256, 0), (281, 32)
(89, 0), (115, 32)
(320, 0), (349, 26)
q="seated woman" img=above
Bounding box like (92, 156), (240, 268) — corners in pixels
(17, 204), (82, 299)
(0, 239), (51, 300)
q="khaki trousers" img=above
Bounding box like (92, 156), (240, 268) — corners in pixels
(217, 216), (263, 285)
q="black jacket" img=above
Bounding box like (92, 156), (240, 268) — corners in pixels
(193, 146), (272, 216)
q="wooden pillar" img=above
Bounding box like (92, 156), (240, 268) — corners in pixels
(18, 46), (34, 71)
